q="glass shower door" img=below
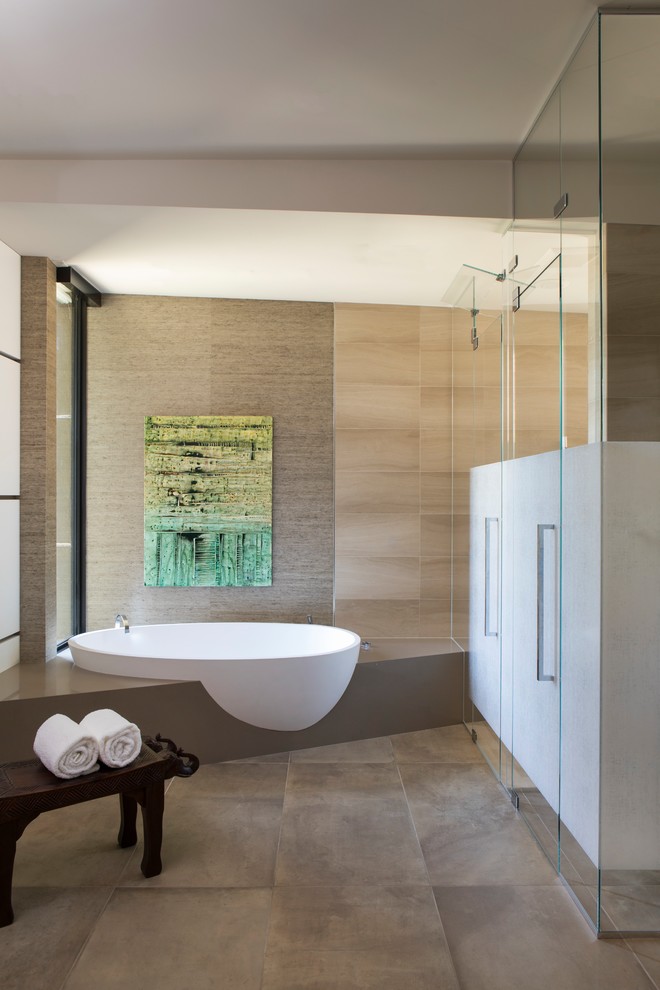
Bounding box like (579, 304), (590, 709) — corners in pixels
(506, 253), (563, 870)
(448, 266), (504, 776)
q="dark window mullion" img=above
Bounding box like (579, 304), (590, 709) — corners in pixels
(71, 289), (87, 637)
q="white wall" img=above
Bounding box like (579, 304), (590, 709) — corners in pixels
(0, 238), (21, 672)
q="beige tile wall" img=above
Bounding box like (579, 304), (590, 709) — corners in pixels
(449, 304), (590, 643)
(334, 304), (454, 639)
(605, 224), (660, 441)
(86, 296), (334, 631)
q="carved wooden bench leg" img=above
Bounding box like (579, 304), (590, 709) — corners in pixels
(139, 781), (165, 878)
(118, 792), (139, 848)
(0, 815), (39, 928)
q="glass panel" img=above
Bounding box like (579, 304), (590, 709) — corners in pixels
(514, 88), (561, 245)
(597, 10), (660, 936)
(554, 17), (603, 932)
(56, 284), (74, 645)
(560, 18), (601, 447)
(449, 267), (503, 777)
(508, 256), (562, 872)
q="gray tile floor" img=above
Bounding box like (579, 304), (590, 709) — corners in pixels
(3, 725), (658, 990)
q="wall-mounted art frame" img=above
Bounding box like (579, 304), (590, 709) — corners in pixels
(144, 415), (272, 587)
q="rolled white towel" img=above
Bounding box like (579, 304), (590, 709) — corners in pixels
(33, 714), (100, 779)
(79, 709), (142, 768)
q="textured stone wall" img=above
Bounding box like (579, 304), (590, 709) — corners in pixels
(20, 257), (57, 662)
(86, 295), (334, 631)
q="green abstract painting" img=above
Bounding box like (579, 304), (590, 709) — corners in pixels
(144, 415), (272, 587)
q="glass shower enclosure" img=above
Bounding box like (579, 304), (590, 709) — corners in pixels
(451, 9), (660, 937)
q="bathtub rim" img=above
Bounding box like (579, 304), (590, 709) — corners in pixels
(69, 621), (361, 664)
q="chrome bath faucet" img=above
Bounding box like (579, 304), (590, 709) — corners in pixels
(114, 613), (130, 633)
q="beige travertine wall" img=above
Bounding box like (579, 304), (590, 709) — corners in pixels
(86, 295), (334, 631)
(334, 304), (454, 639)
(20, 258), (57, 662)
(605, 223), (660, 441)
(450, 306), (589, 643)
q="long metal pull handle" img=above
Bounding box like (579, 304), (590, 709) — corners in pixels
(485, 517), (499, 637)
(537, 524), (556, 682)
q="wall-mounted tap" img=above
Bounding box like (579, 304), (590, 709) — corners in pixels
(114, 613), (130, 633)
(306, 615), (314, 624)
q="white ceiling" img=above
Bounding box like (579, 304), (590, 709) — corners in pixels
(0, 0), (598, 159)
(0, 0), (607, 305)
(0, 204), (508, 305)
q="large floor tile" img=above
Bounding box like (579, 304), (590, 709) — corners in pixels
(11, 795), (137, 886)
(276, 764), (428, 885)
(400, 764), (557, 884)
(433, 885), (654, 990)
(3, 887), (112, 990)
(262, 885), (459, 990)
(63, 887), (271, 990)
(290, 736), (394, 763)
(601, 885), (660, 933)
(229, 751), (290, 763)
(391, 724), (485, 764)
(627, 940), (660, 990)
(119, 763), (287, 887)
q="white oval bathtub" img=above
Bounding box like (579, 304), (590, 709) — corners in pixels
(69, 623), (360, 731)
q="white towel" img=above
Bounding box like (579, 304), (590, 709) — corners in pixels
(79, 709), (141, 768)
(33, 714), (100, 779)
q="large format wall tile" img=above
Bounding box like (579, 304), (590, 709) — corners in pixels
(336, 385), (420, 429)
(336, 428), (420, 472)
(335, 599), (420, 638)
(336, 342), (420, 386)
(335, 471), (420, 513)
(335, 303), (420, 344)
(608, 335), (660, 398)
(335, 556), (420, 599)
(334, 304), (453, 638)
(336, 513), (420, 556)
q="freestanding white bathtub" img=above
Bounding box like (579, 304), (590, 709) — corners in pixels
(69, 622), (360, 731)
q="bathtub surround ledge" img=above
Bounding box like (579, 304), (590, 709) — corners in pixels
(0, 649), (462, 764)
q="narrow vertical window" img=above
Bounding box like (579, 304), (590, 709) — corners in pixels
(56, 268), (99, 646)
(56, 282), (74, 645)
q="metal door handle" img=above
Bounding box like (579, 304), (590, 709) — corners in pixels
(485, 517), (499, 637)
(537, 524), (556, 681)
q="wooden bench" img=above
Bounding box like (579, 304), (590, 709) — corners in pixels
(0, 735), (198, 926)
